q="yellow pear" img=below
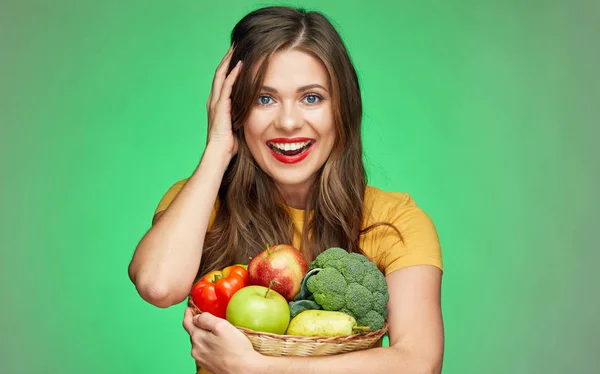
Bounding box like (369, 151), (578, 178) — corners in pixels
(286, 310), (370, 337)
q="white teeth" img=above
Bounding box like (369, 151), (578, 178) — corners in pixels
(272, 141), (310, 151)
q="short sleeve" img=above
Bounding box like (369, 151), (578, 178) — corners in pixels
(153, 178), (220, 228)
(362, 189), (443, 276)
(154, 178), (190, 216)
(378, 206), (443, 275)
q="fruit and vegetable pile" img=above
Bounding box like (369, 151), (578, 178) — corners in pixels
(190, 245), (389, 338)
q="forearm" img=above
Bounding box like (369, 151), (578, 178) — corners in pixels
(251, 345), (441, 374)
(129, 143), (231, 307)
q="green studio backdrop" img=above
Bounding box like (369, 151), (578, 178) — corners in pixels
(1, 0), (598, 373)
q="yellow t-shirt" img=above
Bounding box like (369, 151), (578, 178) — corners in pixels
(154, 178), (443, 374)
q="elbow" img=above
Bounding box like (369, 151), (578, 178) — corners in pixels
(421, 355), (444, 374)
(137, 281), (188, 308)
(390, 345), (444, 374)
(415, 351), (444, 374)
(130, 270), (188, 308)
(425, 358), (443, 374)
(410, 356), (444, 374)
(138, 283), (175, 308)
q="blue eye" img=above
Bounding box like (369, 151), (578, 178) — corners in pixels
(304, 94), (321, 104)
(258, 95), (272, 105)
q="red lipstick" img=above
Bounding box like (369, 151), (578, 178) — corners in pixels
(267, 137), (313, 143)
(266, 137), (315, 164)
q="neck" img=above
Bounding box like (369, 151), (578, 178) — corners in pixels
(277, 180), (314, 210)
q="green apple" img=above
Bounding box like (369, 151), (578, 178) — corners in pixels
(226, 284), (290, 335)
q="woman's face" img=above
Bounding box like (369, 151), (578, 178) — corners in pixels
(243, 49), (335, 197)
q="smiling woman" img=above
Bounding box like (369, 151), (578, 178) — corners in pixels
(243, 49), (336, 206)
(128, 5), (444, 374)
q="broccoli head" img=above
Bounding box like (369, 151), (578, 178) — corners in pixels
(305, 247), (389, 331)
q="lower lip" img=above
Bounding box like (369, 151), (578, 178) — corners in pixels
(267, 142), (315, 164)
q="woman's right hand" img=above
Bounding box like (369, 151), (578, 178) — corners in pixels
(205, 45), (243, 158)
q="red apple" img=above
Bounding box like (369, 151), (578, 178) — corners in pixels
(248, 244), (308, 301)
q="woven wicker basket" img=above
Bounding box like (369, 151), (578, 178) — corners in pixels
(188, 297), (387, 357)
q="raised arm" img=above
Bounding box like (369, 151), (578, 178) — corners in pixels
(128, 46), (243, 308)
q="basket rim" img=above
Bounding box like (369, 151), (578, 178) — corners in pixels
(187, 296), (388, 343)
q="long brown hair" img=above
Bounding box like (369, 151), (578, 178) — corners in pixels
(199, 6), (400, 278)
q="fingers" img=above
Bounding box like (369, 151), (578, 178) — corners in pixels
(206, 45), (234, 111)
(193, 312), (230, 336)
(209, 45), (235, 108)
(182, 307), (195, 334)
(193, 311), (216, 331)
(183, 307), (213, 336)
(217, 60), (243, 104)
(183, 308), (214, 347)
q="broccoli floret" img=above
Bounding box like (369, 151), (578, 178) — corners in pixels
(338, 256), (368, 284)
(361, 270), (380, 293)
(345, 283), (373, 317)
(365, 260), (381, 273)
(307, 268), (347, 310)
(339, 307), (356, 319)
(348, 252), (371, 265)
(363, 269), (389, 317)
(372, 291), (389, 317)
(309, 247), (348, 270)
(357, 310), (386, 331)
(305, 247), (389, 331)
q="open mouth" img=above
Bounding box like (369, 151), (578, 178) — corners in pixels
(267, 140), (315, 156)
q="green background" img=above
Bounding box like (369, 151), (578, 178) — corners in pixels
(2, 0), (598, 373)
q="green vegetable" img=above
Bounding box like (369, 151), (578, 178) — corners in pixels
(304, 247), (389, 331)
(288, 268), (322, 318)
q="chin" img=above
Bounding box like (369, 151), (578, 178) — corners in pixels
(269, 168), (319, 189)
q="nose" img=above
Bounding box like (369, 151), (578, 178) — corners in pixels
(273, 102), (303, 132)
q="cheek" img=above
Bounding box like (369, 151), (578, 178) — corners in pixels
(307, 108), (335, 140)
(243, 121), (261, 146)
(244, 111), (273, 141)
(243, 115), (271, 161)
(243, 130), (263, 159)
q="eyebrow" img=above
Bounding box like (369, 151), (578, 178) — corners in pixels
(261, 84), (328, 93)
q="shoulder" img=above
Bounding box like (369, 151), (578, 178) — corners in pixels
(154, 178), (191, 215)
(363, 185), (437, 232)
(361, 185), (443, 274)
(364, 185), (416, 209)
(363, 185), (420, 225)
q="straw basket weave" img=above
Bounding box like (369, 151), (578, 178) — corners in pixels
(187, 297), (388, 357)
